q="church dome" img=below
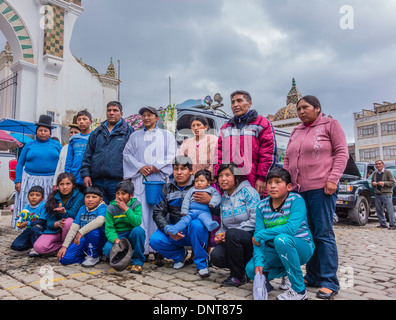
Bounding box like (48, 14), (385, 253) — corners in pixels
(273, 104), (298, 121)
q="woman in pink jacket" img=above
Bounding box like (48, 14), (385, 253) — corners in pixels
(283, 95), (348, 300)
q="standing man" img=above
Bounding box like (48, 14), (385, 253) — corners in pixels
(80, 101), (134, 203)
(372, 160), (395, 230)
(123, 106), (177, 255)
(215, 90), (277, 196)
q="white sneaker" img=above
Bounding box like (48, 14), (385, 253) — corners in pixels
(198, 268), (210, 278)
(277, 288), (308, 300)
(28, 249), (39, 257)
(82, 255), (100, 268)
(279, 276), (291, 290)
(173, 250), (188, 269)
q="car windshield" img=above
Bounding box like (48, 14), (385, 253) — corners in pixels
(356, 163), (366, 177)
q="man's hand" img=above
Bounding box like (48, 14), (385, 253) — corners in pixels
(255, 180), (266, 196)
(193, 192), (211, 205)
(168, 231), (185, 241)
(57, 246), (67, 260)
(214, 233), (225, 244)
(84, 176), (92, 188)
(74, 232), (83, 246)
(139, 166), (152, 177)
(116, 199), (128, 212)
(151, 166), (160, 173)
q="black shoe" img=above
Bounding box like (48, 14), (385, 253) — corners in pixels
(221, 275), (247, 287)
(316, 288), (338, 300)
(376, 225), (388, 229)
(153, 253), (165, 267)
(388, 226), (396, 230)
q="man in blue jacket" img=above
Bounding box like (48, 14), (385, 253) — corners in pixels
(80, 101), (134, 203)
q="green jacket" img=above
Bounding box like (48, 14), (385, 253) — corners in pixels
(105, 198), (142, 244)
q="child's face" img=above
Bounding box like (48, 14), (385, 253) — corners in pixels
(58, 178), (74, 195)
(85, 193), (103, 210)
(77, 115), (92, 132)
(194, 175), (210, 189)
(116, 190), (133, 204)
(28, 192), (44, 207)
(267, 177), (292, 200)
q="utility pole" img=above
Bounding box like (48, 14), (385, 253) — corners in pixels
(169, 76), (172, 106)
(118, 59), (121, 102)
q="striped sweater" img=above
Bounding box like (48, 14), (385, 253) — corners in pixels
(254, 192), (313, 246)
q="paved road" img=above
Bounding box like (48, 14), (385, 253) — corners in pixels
(1, 210), (395, 301)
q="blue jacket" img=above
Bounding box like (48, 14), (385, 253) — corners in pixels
(80, 119), (133, 180)
(44, 188), (85, 234)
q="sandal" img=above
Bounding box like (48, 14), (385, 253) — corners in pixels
(130, 264), (143, 274)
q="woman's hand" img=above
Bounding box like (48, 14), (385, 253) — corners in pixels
(57, 218), (67, 229)
(255, 180), (266, 196)
(252, 236), (260, 246)
(214, 233), (225, 244)
(324, 181), (337, 195)
(54, 204), (66, 215)
(15, 183), (21, 193)
(255, 266), (263, 276)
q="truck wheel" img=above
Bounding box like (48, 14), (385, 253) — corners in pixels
(348, 196), (369, 226)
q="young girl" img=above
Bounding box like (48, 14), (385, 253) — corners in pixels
(58, 186), (107, 267)
(33, 173), (85, 255)
(166, 169), (221, 235)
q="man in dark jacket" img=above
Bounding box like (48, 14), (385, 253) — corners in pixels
(80, 101), (134, 203)
(149, 156), (219, 278)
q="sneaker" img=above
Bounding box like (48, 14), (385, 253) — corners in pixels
(28, 249), (39, 257)
(388, 226), (396, 230)
(173, 250), (188, 269)
(279, 276), (291, 290)
(81, 255), (100, 268)
(198, 268), (211, 278)
(277, 288), (308, 300)
(221, 275), (247, 287)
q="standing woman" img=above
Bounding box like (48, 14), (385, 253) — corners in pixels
(178, 115), (218, 177)
(283, 95), (349, 299)
(13, 115), (62, 229)
(210, 163), (260, 287)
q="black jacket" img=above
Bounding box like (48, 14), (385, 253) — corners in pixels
(80, 119), (134, 180)
(153, 177), (220, 233)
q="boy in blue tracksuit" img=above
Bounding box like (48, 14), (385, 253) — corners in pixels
(58, 186), (107, 267)
(246, 167), (315, 300)
(65, 110), (93, 190)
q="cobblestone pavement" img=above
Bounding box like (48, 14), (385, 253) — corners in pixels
(1, 210), (396, 301)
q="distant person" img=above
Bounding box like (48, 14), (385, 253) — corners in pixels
(283, 95), (349, 299)
(80, 101), (134, 203)
(65, 109), (93, 191)
(215, 90), (277, 197)
(371, 160), (395, 230)
(13, 115), (62, 230)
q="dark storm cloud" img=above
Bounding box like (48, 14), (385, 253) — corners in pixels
(70, 0), (396, 141)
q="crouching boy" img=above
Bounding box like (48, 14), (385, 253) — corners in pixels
(245, 167), (315, 300)
(102, 181), (146, 274)
(58, 186), (107, 267)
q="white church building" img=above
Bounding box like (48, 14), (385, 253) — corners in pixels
(0, 0), (119, 141)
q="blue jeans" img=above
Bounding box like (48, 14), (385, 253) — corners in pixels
(92, 178), (121, 204)
(11, 224), (44, 251)
(375, 194), (395, 227)
(60, 229), (107, 265)
(149, 219), (209, 270)
(102, 227), (146, 266)
(246, 234), (314, 293)
(300, 188), (339, 292)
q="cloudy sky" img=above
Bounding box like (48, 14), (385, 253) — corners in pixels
(3, 0), (396, 142)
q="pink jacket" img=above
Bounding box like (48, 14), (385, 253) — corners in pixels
(215, 110), (277, 187)
(283, 113), (349, 192)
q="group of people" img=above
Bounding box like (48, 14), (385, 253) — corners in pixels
(11, 90), (357, 300)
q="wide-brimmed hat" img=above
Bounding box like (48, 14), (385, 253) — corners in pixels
(35, 115), (54, 129)
(109, 238), (133, 272)
(139, 106), (158, 116)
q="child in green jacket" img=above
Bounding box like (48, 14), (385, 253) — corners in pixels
(103, 181), (146, 273)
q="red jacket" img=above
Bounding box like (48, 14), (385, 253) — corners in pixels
(214, 110), (277, 187)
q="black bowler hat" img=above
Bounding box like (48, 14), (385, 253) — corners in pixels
(35, 115), (54, 129)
